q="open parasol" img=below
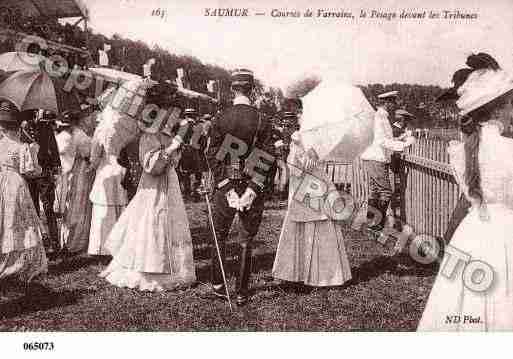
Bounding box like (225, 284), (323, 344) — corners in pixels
(0, 52), (45, 72)
(299, 81), (375, 163)
(0, 68), (80, 114)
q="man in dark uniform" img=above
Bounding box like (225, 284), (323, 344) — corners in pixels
(21, 110), (62, 256)
(207, 69), (275, 306)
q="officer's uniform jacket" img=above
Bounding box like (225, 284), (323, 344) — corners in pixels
(207, 95), (275, 196)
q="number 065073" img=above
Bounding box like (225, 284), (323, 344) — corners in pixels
(23, 342), (55, 351)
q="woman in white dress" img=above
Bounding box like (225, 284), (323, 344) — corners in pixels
(100, 104), (196, 291)
(418, 54), (513, 331)
(0, 100), (47, 297)
(87, 87), (143, 257)
(272, 130), (352, 287)
(55, 111), (93, 255)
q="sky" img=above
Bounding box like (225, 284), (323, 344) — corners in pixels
(79, 0), (513, 93)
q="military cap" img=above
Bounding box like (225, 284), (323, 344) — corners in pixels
(231, 69), (254, 86)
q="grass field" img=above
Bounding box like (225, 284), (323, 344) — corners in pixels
(0, 199), (437, 331)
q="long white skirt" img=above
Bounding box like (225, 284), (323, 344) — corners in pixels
(272, 216), (352, 287)
(88, 204), (123, 256)
(418, 204), (513, 331)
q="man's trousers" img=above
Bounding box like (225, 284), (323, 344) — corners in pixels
(210, 187), (265, 295)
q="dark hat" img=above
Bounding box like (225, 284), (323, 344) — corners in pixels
(231, 69), (254, 86)
(41, 110), (57, 121)
(0, 99), (19, 123)
(57, 110), (80, 127)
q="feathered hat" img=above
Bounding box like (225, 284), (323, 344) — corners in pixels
(437, 53), (513, 116)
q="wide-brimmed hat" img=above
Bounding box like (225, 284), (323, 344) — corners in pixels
(457, 68), (513, 115)
(437, 53), (513, 116)
(0, 99), (19, 123)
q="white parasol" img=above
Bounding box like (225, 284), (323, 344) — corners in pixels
(299, 81), (375, 163)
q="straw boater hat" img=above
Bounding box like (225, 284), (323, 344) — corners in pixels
(395, 109), (414, 119)
(377, 90), (398, 101)
(183, 108), (198, 118)
(0, 99), (19, 123)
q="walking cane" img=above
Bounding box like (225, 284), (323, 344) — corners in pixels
(200, 144), (233, 311)
(192, 114), (233, 310)
(204, 191), (233, 311)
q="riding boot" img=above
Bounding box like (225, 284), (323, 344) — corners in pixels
(235, 243), (253, 306)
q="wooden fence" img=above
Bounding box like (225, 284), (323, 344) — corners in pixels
(325, 136), (461, 239)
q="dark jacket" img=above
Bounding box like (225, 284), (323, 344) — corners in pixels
(21, 116), (61, 176)
(207, 102), (275, 196)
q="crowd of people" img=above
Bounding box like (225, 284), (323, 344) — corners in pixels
(1, 48), (513, 331)
(0, 10), (90, 71)
(0, 9), (86, 49)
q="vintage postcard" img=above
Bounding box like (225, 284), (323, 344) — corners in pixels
(1, 0), (513, 356)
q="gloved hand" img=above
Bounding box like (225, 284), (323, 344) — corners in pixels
(404, 136), (416, 147)
(226, 189), (240, 210)
(238, 187), (257, 211)
(274, 140), (285, 148)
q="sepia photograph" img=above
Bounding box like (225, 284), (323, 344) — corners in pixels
(1, 0), (513, 354)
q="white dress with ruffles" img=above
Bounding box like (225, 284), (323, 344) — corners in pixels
(99, 132), (196, 291)
(88, 109), (139, 255)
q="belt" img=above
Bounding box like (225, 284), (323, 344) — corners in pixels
(225, 161), (244, 180)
